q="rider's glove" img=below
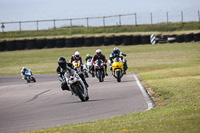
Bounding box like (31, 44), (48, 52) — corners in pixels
(61, 79), (66, 83)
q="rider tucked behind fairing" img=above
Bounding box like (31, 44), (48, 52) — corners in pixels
(91, 49), (108, 77)
(109, 47), (128, 74)
(56, 57), (89, 91)
(70, 51), (83, 71)
(85, 54), (92, 62)
(21, 67), (32, 79)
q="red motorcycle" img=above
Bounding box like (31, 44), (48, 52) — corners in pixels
(93, 59), (105, 82)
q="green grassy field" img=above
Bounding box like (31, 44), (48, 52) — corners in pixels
(0, 21), (200, 39)
(0, 42), (200, 132)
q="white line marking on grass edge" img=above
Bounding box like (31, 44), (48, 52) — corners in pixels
(133, 74), (153, 110)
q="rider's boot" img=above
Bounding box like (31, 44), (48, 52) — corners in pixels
(123, 63), (128, 75)
(105, 71), (108, 76)
(123, 70), (126, 75)
(92, 71), (95, 77)
(61, 82), (70, 91)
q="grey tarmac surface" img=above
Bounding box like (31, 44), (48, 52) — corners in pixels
(0, 73), (148, 133)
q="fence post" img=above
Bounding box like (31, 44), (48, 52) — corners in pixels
(181, 11), (184, 24)
(70, 19), (72, 28)
(198, 11), (200, 25)
(103, 16), (105, 27)
(119, 15), (121, 26)
(19, 21), (21, 32)
(1, 23), (5, 32)
(37, 21), (39, 31)
(87, 18), (89, 27)
(150, 13), (153, 25)
(53, 19), (56, 29)
(167, 12), (169, 25)
(135, 13), (137, 26)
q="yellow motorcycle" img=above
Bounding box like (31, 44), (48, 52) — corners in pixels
(72, 61), (81, 73)
(112, 57), (124, 82)
(72, 61), (89, 78)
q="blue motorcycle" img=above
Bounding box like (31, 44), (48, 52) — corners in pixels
(24, 69), (36, 83)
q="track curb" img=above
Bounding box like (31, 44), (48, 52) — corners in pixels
(133, 74), (155, 110)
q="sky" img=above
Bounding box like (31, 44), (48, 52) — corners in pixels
(0, 0), (199, 21)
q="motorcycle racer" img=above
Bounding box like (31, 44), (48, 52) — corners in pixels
(85, 54), (92, 62)
(56, 56), (89, 91)
(70, 51), (83, 71)
(109, 47), (128, 74)
(21, 67), (32, 79)
(91, 49), (108, 77)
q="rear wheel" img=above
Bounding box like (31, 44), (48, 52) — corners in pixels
(26, 76), (30, 83)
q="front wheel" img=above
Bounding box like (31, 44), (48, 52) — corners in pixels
(98, 70), (104, 82)
(116, 71), (121, 82)
(32, 77), (36, 82)
(75, 84), (86, 102)
(85, 90), (89, 101)
(84, 71), (89, 78)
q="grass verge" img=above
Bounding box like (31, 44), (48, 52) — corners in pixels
(0, 42), (199, 132)
(1, 21), (200, 39)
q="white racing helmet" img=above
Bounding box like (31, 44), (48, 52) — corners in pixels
(96, 49), (102, 57)
(75, 51), (80, 59)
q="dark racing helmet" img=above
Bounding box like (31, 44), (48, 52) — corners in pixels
(22, 67), (28, 72)
(96, 49), (102, 58)
(58, 57), (67, 69)
(113, 47), (120, 55)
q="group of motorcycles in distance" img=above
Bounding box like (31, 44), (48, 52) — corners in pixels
(21, 55), (126, 84)
(60, 55), (126, 102)
(80, 56), (125, 83)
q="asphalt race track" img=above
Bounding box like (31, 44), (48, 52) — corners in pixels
(0, 73), (150, 133)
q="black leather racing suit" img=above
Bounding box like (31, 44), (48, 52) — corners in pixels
(56, 63), (88, 91)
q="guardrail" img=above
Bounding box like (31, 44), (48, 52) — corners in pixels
(1, 11), (200, 32)
(0, 33), (200, 51)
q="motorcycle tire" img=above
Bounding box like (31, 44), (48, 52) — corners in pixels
(98, 70), (104, 82)
(75, 84), (86, 102)
(84, 72), (89, 78)
(86, 96), (89, 101)
(26, 76), (30, 83)
(85, 90), (89, 101)
(116, 71), (121, 82)
(32, 77), (36, 82)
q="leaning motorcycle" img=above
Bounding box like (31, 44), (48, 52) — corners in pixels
(94, 59), (105, 82)
(112, 57), (124, 82)
(24, 69), (36, 83)
(64, 69), (89, 102)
